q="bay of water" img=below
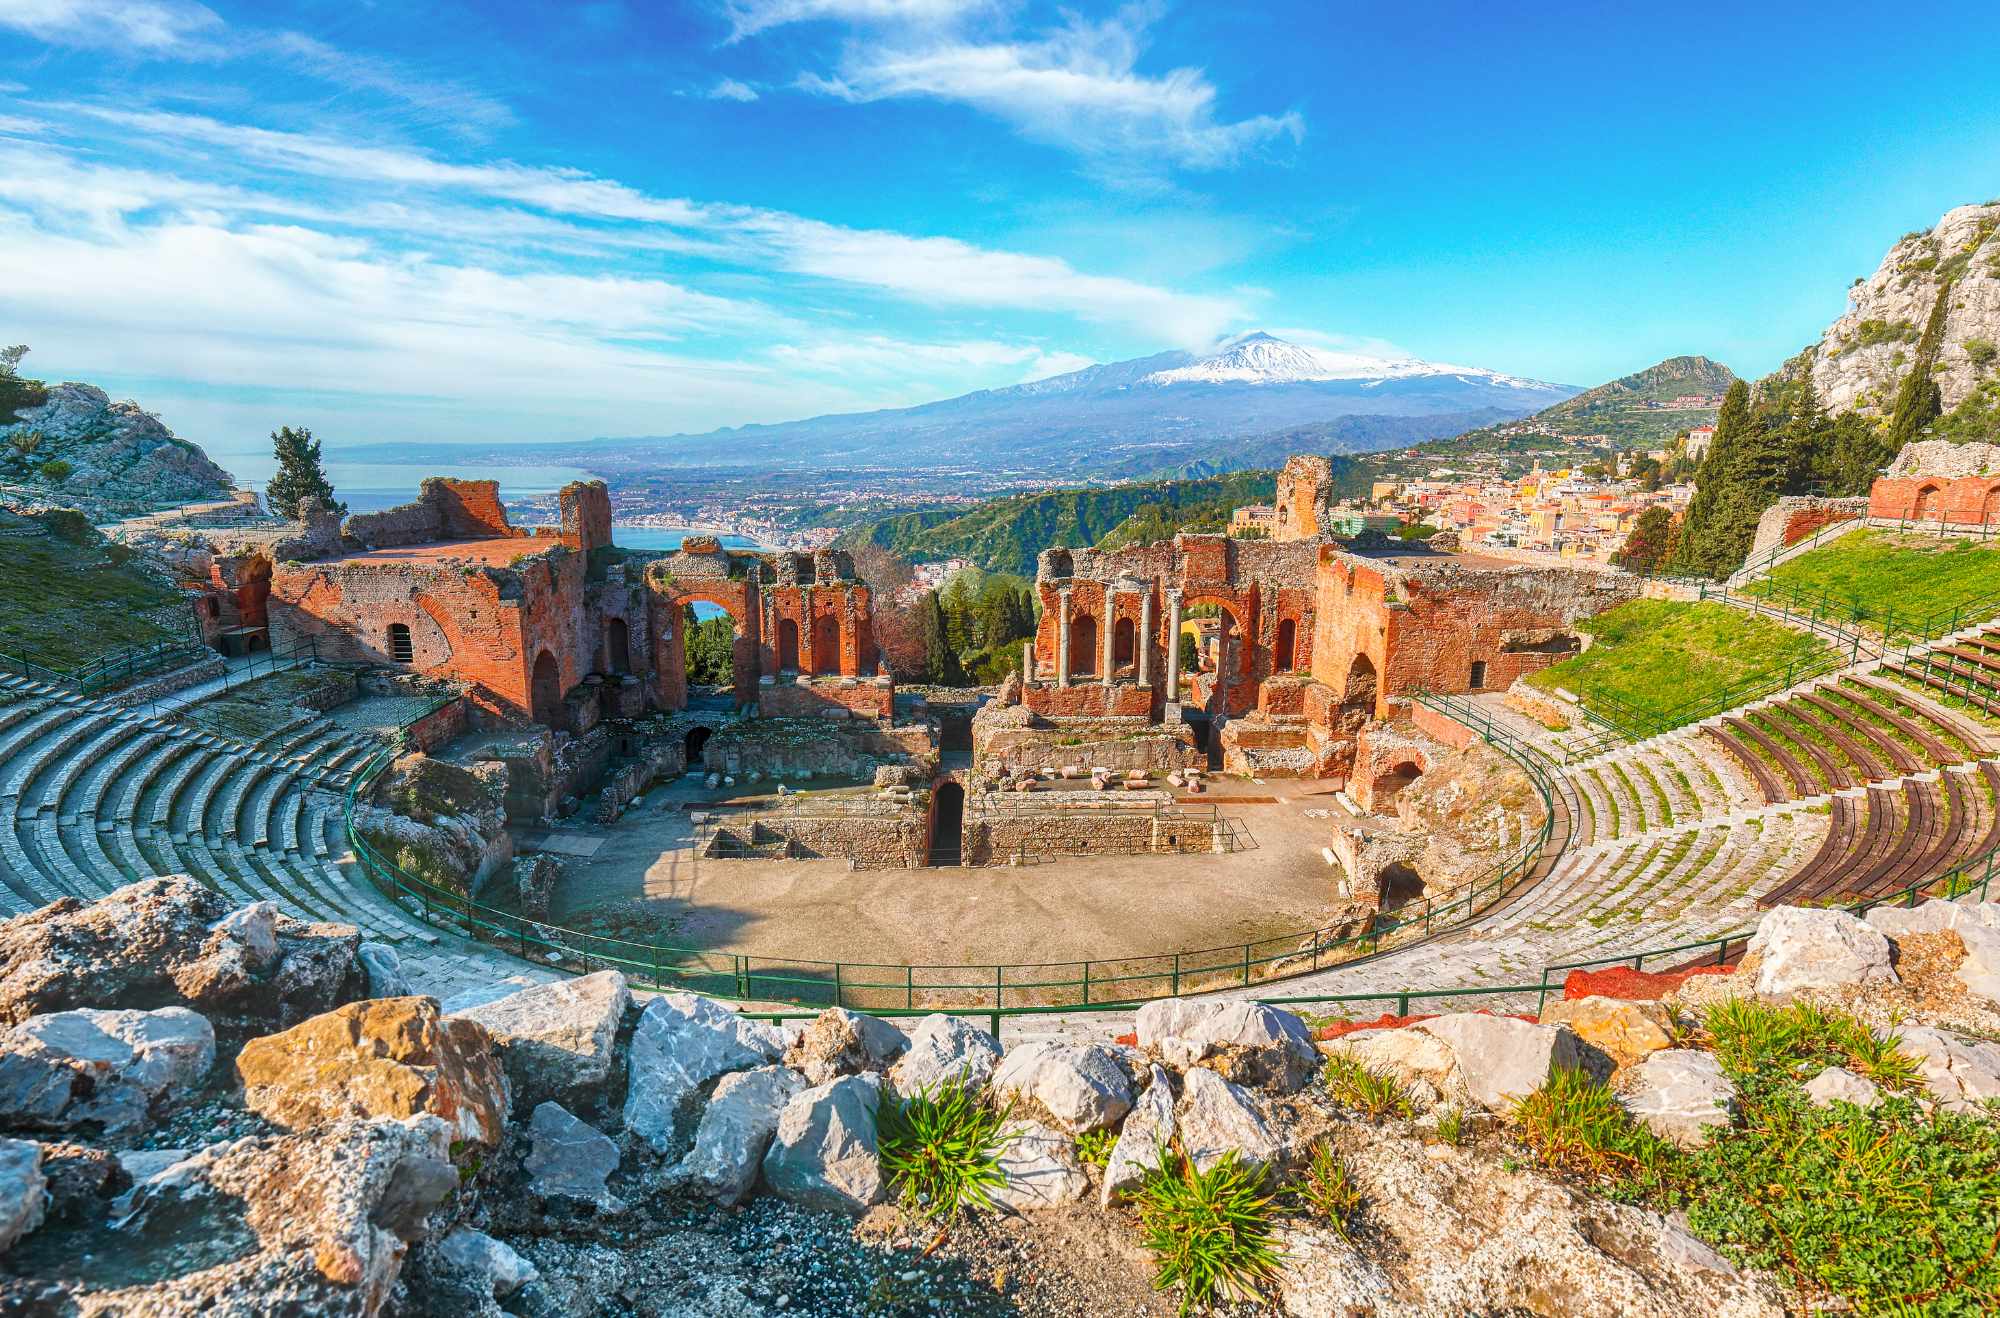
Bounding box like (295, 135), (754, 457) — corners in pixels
(230, 459), (597, 514)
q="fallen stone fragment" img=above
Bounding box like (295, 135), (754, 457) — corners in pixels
(990, 1040), (1135, 1134)
(887, 1014), (1003, 1096)
(989, 1119), (1089, 1211)
(1136, 999), (1319, 1092)
(1803, 1065), (1882, 1110)
(1888, 1025), (2000, 1112)
(1321, 1024), (1468, 1113)
(679, 1065), (806, 1206)
(235, 996), (509, 1150)
(1274, 1224), (1396, 1317)
(1538, 996), (1674, 1067)
(1411, 1013), (1582, 1113)
(0, 1005), (215, 1134)
(357, 943), (411, 999)
(448, 970), (630, 1112)
(438, 1226), (539, 1298)
(0, 1139), (46, 1255)
(1742, 906), (1895, 1000)
(1101, 1065), (1175, 1205)
(1863, 898), (2000, 939)
(1176, 1067), (1279, 1176)
(784, 1007), (908, 1086)
(524, 1101), (622, 1212)
(1617, 1049), (1736, 1148)
(623, 993), (784, 1154)
(760, 1074), (884, 1214)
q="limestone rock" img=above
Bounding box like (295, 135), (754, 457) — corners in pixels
(447, 970), (629, 1112)
(212, 903), (280, 966)
(1540, 996), (1675, 1066)
(1742, 906), (1894, 1000)
(887, 1014), (1004, 1096)
(622, 993), (784, 1155)
(1864, 898), (2000, 939)
(357, 943), (411, 999)
(783, 1007), (908, 1086)
(1804, 1066), (1883, 1110)
(437, 1226), (538, 1298)
(0, 1139), (46, 1255)
(0, 878), (362, 1036)
(1101, 1064), (1175, 1205)
(678, 1065), (805, 1207)
(1889, 1025), (2000, 1112)
(0, 1006), (214, 1134)
(37, 1141), (120, 1224)
(989, 1119), (1089, 1211)
(235, 996), (509, 1150)
(1274, 1224), (1396, 1317)
(1322, 1025), (1469, 1113)
(1955, 924), (2000, 1006)
(1176, 1067), (1279, 1176)
(1136, 998), (1319, 1092)
(524, 1101), (622, 1212)
(990, 1040), (1135, 1135)
(96, 1115), (459, 1314)
(1412, 1013), (1583, 1113)
(1618, 1049), (1736, 1148)
(760, 1074), (884, 1215)
(0, 382), (234, 503)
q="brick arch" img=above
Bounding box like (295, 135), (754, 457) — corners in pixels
(530, 649), (564, 729)
(1982, 484), (2000, 525)
(1914, 483), (1942, 518)
(1182, 594), (1252, 678)
(660, 584), (757, 710)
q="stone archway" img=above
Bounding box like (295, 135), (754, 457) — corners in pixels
(1369, 761), (1423, 811)
(530, 649), (564, 729)
(1275, 618), (1296, 672)
(1914, 483), (1942, 519)
(685, 725), (713, 767)
(1337, 652), (1378, 731)
(929, 781), (965, 866)
(669, 590), (755, 708)
(1982, 485), (2000, 525)
(1114, 616), (1135, 668)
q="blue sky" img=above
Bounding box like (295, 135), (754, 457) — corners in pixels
(4, 0), (2000, 466)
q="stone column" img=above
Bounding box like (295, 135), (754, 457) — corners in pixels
(1164, 590), (1183, 697)
(1057, 589), (1072, 688)
(1138, 589), (1156, 687)
(1023, 640), (1035, 683)
(1100, 586), (1116, 686)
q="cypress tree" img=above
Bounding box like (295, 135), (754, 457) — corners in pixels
(919, 591), (964, 686)
(265, 425), (346, 520)
(1671, 379), (1767, 578)
(1885, 285), (1951, 453)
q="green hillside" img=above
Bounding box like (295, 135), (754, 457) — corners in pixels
(836, 470), (1280, 575)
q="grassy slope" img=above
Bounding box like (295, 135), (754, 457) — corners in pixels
(1751, 529), (2000, 631)
(0, 534), (183, 669)
(1528, 599), (1830, 714)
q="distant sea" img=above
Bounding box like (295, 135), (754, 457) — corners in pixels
(231, 458), (597, 515)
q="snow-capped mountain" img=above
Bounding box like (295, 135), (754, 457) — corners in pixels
(1141, 332), (1558, 391)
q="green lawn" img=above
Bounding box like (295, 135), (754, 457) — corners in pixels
(0, 533), (185, 670)
(1749, 530), (2000, 635)
(1527, 599), (1831, 720)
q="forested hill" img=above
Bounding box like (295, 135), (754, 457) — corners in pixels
(834, 469), (1283, 576)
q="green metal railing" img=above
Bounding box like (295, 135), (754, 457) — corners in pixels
(0, 639), (212, 696)
(344, 688), (1561, 1011)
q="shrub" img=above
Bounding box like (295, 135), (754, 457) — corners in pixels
(1512, 1067), (1679, 1193)
(1322, 1054), (1413, 1120)
(37, 458), (72, 483)
(1966, 337), (1998, 370)
(1134, 1150), (1282, 1314)
(1290, 1139), (1361, 1237)
(876, 1077), (1011, 1221)
(37, 509), (90, 544)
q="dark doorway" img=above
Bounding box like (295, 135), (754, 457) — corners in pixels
(531, 649), (563, 728)
(1378, 862), (1424, 911)
(929, 781), (964, 866)
(685, 725), (712, 766)
(1069, 614), (1097, 677)
(606, 617), (629, 674)
(777, 618), (799, 672)
(1275, 619), (1296, 672)
(1114, 617), (1134, 668)
(387, 622), (413, 663)
(812, 615), (840, 676)
(1468, 659), (1487, 690)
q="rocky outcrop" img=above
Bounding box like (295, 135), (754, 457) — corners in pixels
(760, 1074), (884, 1214)
(235, 997), (509, 1150)
(0, 877), (361, 1037)
(0, 382), (234, 504)
(1740, 906), (1894, 1000)
(0, 1006), (214, 1134)
(355, 753), (512, 899)
(622, 993), (784, 1155)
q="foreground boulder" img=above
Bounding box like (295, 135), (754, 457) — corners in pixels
(1136, 999), (1319, 1092)
(0, 1139), (45, 1254)
(1889, 1025), (2000, 1112)
(1742, 907), (1894, 1000)
(0, 1006), (214, 1134)
(989, 1119), (1089, 1210)
(622, 994), (785, 1155)
(0, 878), (361, 1036)
(760, 1074), (884, 1214)
(523, 1101), (622, 1213)
(784, 1007), (907, 1085)
(446, 970), (630, 1112)
(1412, 1014), (1582, 1112)
(1101, 1064), (1176, 1205)
(678, 1065), (806, 1206)
(235, 997), (509, 1150)
(1617, 1050), (1737, 1148)
(887, 1014), (1003, 1096)
(1176, 1067), (1279, 1175)
(1539, 996), (1674, 1067)
(990, 1041), (1135, 1134)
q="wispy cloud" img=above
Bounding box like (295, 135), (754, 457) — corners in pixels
(705, 77), (760, 102)
(722, 0), (987, 42)
(251, 32), (515, 136)
(0, 0), (221, 53)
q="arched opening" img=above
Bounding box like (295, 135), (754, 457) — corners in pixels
(1469, 659), (1488, 690)
(1069, 614), (1098, 677)
(605, 617), (629, 675)
(811, 614), (840, 676)
(1335, 652), (1378, 733)
(681, 602), (742, 701)
(386, 622), (413, 664)
(530, 649), (564, 728)
(929, 781), (964, 866)
(1114, 616), (1135, 668)
(1982, 485), (2000, 525)
(777, 618), (799, 672)
(1914, 484), (1941, 519)
(685, 725), (712, 767)
(1378, 862), (1424, 911)
(1371, 762), (1423, 811)
(1275, 619), (1297, 672)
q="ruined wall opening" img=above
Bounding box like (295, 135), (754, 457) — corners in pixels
(235, 554), (273, 647)
(1275, 618), (1296, 672)
(679, 600), (746, 701)
(1340, 652), (1378, 726)
(1915, 483), (1941, 518)
(777, 618), (799, 672)
(1114, 617), (1134, 668)
(812, 614), (840, 676)
(1371, 762), (1423, 811)
(530, 649), (564, 729)
(929, 781), (965, 866)
(387, 622), (413, 664)
(1984, 485), (2000, 524)
(1469, 658), (1487, 690)
(605, 617), (629, 675)
(1069, 614), (1098, 677)
(1378, 862), (1423, 911)
(685, 725), (713, 766)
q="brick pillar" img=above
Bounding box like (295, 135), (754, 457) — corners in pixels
(1057, 588), (1072, 688)
(1101, 586), (1115, 687)
(1164, 590), (1183, 697)
(1138, 589), (1155, 687)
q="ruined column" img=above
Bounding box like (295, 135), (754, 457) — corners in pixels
(1138, 589), (1156, 687)
(1023, 640), (1035, 683)
(1100, 586), (1116, 686)
(1057, 588), (1072, 688)
(1164, 590), (1183, 697)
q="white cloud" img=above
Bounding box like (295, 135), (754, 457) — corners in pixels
(253, 32), (515, 136)
(0, 0), (220, 52)
(706, 77), (760, 102)
(723, 0), (986, 41)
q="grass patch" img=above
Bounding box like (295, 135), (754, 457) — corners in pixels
(1323, 1054), (1414, 1120)
(1751, 530), (2000, 637)
(1527, 600), (1830, 725)
(876, 1076), (1012, 1221)
(1288, 1139), (1361, 1237)
(0, 531), (185, 669)
(1134, 1150), (1283, 1313)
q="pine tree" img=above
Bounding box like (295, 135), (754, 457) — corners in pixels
(1669, 379), (1782, 578)
(918, 591), (964, 686)
(264, 425), (346, 520)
